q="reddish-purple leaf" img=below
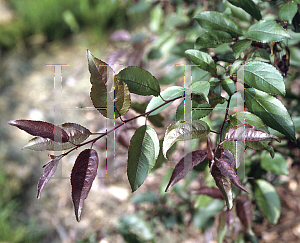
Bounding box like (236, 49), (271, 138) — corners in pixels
(225, 123), (280, 142)
(236, 194), (253, 230)
(8, 120), (69, 142)
(165, 150), (207, 192)
(193, 186), (223, 199)
(37, 155), (62, 199)
(207, 137), (214, 161)
(71, 149), (99, 222)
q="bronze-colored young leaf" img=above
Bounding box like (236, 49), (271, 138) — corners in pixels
(225, 124), (280, 142)
(8, 119), (69, 142)
(37, 154), (63, 199)
(71, 149), (99, 222)
(206, 137), (214, 161)
(87, 50), (130, 119)
(165, 150), (207, 192)
(193, 186), (223, 199)
(236, 194), (253, 230)
(24, 122), (92, 151)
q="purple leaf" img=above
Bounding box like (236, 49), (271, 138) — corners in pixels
(37, 155), (62, 199)
(193, 186), (223, 199)
(236, 194), (253, 230)
(206, 137), (214, 161)
(71, 149), (99, 222)
(225, 123), (280, 142)
(8, 119), (69, 142)
(165, 150), (207, 192)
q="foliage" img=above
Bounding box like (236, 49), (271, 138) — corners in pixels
(7, 0), (300, 242)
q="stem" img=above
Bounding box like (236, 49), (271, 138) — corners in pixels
(215, 95), (232, 154)
(60, 94), (184, 158)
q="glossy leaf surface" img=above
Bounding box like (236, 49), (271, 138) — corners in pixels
(254, 179), (281, 224)
(8, 120), (69, 142)
(194, 11), (243, 38)
(145, 86), (184, 116)
(228, 0), (262, 20)
(165, 150), (207, 191)
(244, 61), (285, 95)
(71, 149), (99, 222)
(278, 1), (298, 24)
(116, 66), (160, 96)
(163, 120), (210, 158)
(195, 30), (232, 49)
(245, 88), (295, 141)
(244, 20), (292, 43)
(185, 50), (217, 75)
(127, 125), (159, 192)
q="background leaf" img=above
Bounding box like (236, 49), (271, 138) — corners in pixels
(236, 194), (253, 230)
(278, 1), (298, 24)
(185, 50), (217, 75)
(127, 125), (159, 192)
(245, 88), (295, 141)
(165, 150), (207, 191)
(228, 0), (262, 21)
(71, 149), (99, 222)
(195, 30), (233, 49)
(254, 179), (281, 224)
(7, 120), (69, 142)
(163, 120), (210, 158)
(194, 11), (243, 38)
(244, 20), (292, 43)
(244, 61), (285, 95)
(232, 39), (252, 58)
(116, 66), (160, 96)
(145, 86), (184, 116)
(260, 151), (288, 175)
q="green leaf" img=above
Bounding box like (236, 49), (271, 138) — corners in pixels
(245, 88), (295, 141)
(194, 11), (243, 38)
(195, 30), (233, 49)
(87, 50), (131, 118)
(254, 179), (281, 224)
(116, 66), (160, 96)
(127, 125), (159, 192)
(191, 81), (210, 103)
(185, 50), (217, 75)
(176, 100), (212, 121)
(230, 59), (244, 75)
(278, 1), (298, 24)
(24, 123), (91, 151)
(244, 61), (285, 95)
(232, 39), (252, 58)
(145, 86), (184, 116)
(221, 78), (235, 96)
(216, 52), (236, 63)
(261, 152), (288, 175)
(228, 0), (262, 21)
(244, 20), (293, 43)
(163, 120), (210, 158)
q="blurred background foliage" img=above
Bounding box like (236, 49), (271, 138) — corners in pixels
(1, 0), (300, 242)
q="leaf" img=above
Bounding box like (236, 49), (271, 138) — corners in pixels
(24, 123), (92, 151)
(245, 88), (295, 142)
(145, 86), (184, 116)
(116, 66), (160, 96)
(232, 39), (252, 58)
(278, 1), (298, 24)
(244, 20), (293, 43)
(7, 120), (69, 142)
(163, 120), (210, 158)
(236, 194), (253, 230)
(260, 152), (288, 176)
(191, 81), (210, 103)
(228, 0), (262, 21)
(165, 150), (207, 192)
(185, 50), (217, 75)
(206, 137), (214, 161)
(244, 61), (285, 95)
(224, 124), (280, 142)
(230, 59), (244, 75)
(71, 149), (99, 222)
(193, 186), (223, 200)
(221, 78), (235, 96)
(194, 11), (243, 38)
(176, 100), (212, 121)
(254, 179), (281, 224)
(195, 30), (233, 49)
(127, 125), (159, 192)
(292, 11), (300, 33)
(87, 50), (131, 119)
(37, 155), (62, 199)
